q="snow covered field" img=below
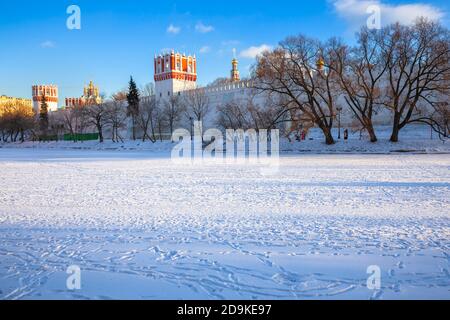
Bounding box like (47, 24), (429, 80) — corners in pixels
(0, 149), (449, 300)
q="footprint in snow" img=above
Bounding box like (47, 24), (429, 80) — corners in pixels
(228, 273), (239, 284)
(390, 283), (400, 293)
(257, 257), (273, 267)
(370, 290), (383, 300)
(159, 250), (179, 261)
(388, 269), (395, 277)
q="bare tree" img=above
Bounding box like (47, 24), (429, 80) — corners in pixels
(246, 91), (292, 134)
(184, 89), (210, 124)
(60, 108), (76, 141)
(138, 96), (158, 142)
(216, 92), (292, 138)
(330, 29), (387, 142)
(162, 95), (185, 140)
(184, 88), (210, 141)
(48, 111), (65, 141)
(135, 83), (158, 142)
(216, 101), (252, 131)
(75, 105), (89, 136)
(254, 35), (339, 145)
(432, 102), (449, 138)
(85, 97), (108, 143)
(105, 93), (127, 143)
(154, 104), (166, 142)
(415, 99), (449, 139)
(60, 105), (88, 142)
(380, 19), (450, 142)
(409, 50), (450, 139)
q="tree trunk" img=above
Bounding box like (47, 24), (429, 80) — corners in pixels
(95, 121), (103, 143)
(150, 120), (156, 143)
(364, 118), (378, 143)
(320, 125), (335, 145)
(112, 125), (116, 143)
(117, 129), (124, 143)
(325, 132), (334, 145)
(390, 113), (401, 143)
(142, 124), (148, 142)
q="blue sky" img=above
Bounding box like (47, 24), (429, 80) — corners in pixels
(0, 0), (449, 104)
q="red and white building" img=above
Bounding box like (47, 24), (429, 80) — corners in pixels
(154, 51), (197, 99)
(32, 85), (59, 113)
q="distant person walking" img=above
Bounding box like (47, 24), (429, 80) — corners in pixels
(344, 129), (349, 141)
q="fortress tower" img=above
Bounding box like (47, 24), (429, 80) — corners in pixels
(154, 50), (197, 99)
(32, 85), (58, 113)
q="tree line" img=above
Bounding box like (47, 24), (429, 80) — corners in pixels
(0, 77), (212, 143)
(253, 18), (450, 144)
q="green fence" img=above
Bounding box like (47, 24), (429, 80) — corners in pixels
(38, 135), (59, 142)
(64, 133), (99, 142)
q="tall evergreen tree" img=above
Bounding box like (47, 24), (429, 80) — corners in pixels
(39, 95), (49, 136)
(127, 76), (140, 140)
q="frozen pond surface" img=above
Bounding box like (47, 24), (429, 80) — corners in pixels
(0, 149), (449, 300)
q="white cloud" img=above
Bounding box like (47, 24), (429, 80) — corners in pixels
(221, 40), (240, 46)
(195, 22), (214, 33)
(239, 44), (272, 59)
(167, 24), (181, 35)
(332, 0), (445, 29)
(40, 41), (55, 48)
(199, 46), (211, 54)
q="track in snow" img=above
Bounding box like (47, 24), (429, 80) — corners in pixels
(0, 149), (449, 300)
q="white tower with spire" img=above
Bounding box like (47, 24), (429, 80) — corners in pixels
(230, 48), (240, 82)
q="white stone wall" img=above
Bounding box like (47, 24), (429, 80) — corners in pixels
(33, 101), (58, 113)
(155, 78), (197, 100)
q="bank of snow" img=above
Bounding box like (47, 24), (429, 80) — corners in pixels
(1, 125), (448, 154)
